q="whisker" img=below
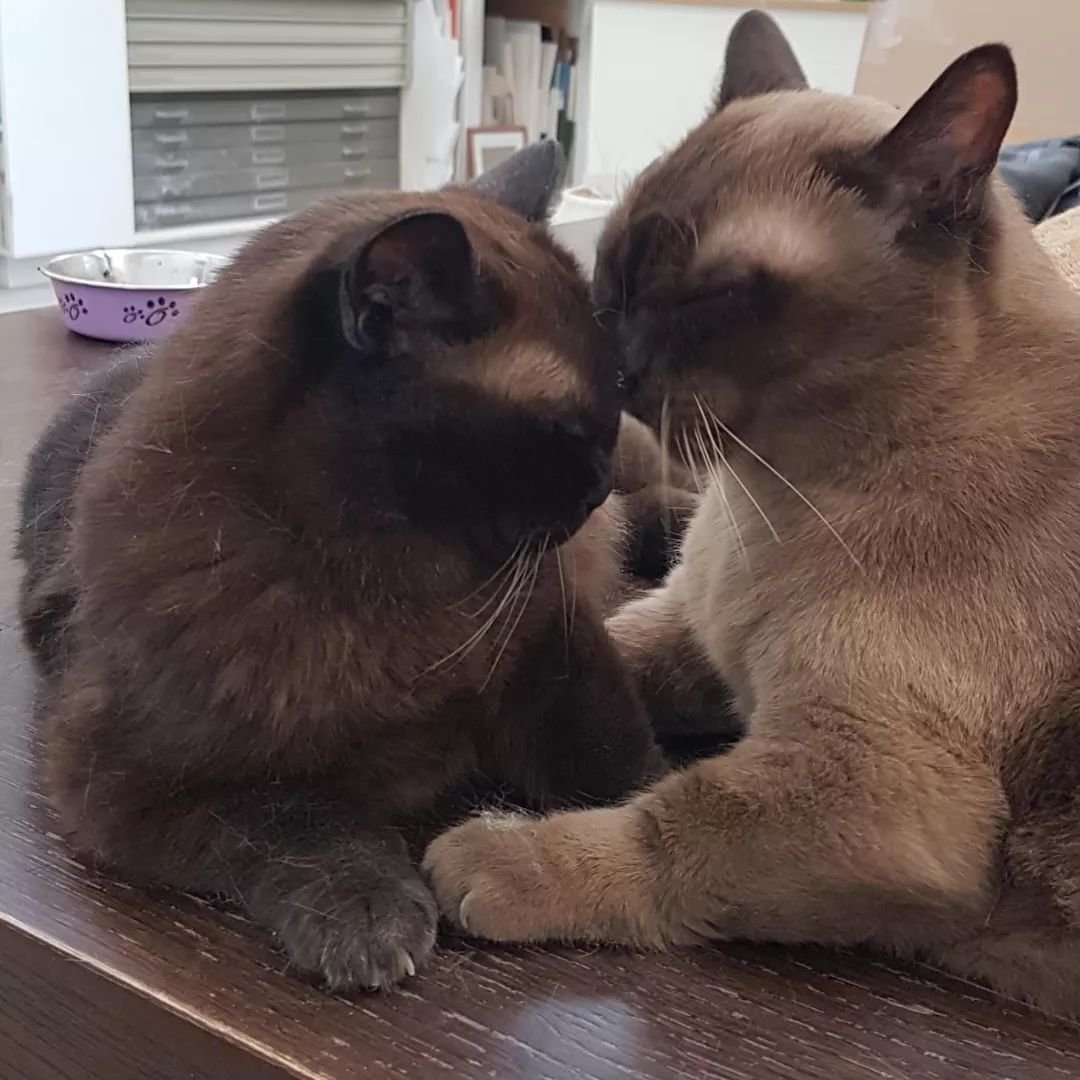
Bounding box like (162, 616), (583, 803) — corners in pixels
(482, 544), (544, 690)
(421, 545), (530, 676)
(462, 539), (526, 617)
(566, 542), (578, 642)
(659, 394), (675, 534)
(693, 423), (749, 574)
(554, 540), (571, 665)
(711, 415), (864, 571)
(720, 454), (781, 545)
(679, 431), (706, 496)
(694, 394), (782, 545)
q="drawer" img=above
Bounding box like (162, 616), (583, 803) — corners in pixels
(126, 0), (410, 93)
(134, 167), (399, 230)
(133, 138), (397, 177)
(131, 91), (399, 129)
(134, 160), (396, 201)
(131, 118), (398, 152)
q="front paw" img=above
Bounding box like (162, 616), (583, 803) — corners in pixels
(423, 813), (557, 943)
(249, 856), (437, 991)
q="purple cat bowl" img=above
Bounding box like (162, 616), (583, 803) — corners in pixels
(40, 248), (229, 343)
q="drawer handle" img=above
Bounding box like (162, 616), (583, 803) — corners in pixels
(345, 168), (373, 182)
(154, 157), (188, 171)
(251, 103), (287, 121)
(341, 123), (369, 136)
(154, 132), (188, 145)
(252, 148), (286, 166)
(343, 103), (371, 116)
(254, 192), (288, 213)
(251, 125), (286, 143)
(153, 108), (190, 121)
(342, 146), (369, 159)
(255, 169), (288, 191)
(154, 203), (194, 218)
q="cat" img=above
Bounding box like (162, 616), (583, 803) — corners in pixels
(423, 14), (1080, 1014)
(17, 142), (664, 992)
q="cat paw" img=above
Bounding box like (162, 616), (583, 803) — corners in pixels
(423, 812), (555, 942)
(253, 861), (437, 991)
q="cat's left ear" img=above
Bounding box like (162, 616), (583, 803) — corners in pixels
(715, 10), (808, 110)
(866, 44), (1017, 223)
(338, 211), (484, 354)
(464, 139), (566, 221)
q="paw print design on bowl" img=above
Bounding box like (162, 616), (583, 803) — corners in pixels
(122, 297), (182, 326)
(61, 292), (88, 321)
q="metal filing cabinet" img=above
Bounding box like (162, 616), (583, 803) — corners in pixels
(125, 1), (409, 232)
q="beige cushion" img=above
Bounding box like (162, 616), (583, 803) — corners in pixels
(1037, 206), (1080, 293)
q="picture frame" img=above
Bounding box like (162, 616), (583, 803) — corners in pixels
(466, 125), (528, 180)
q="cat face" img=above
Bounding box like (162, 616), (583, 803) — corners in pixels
(195, 145), (620, 566)
(594, 12), (1017, 454)
(314, 201), (620, 560)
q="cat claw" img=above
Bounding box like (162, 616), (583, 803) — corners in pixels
(457, 892), (475, 933)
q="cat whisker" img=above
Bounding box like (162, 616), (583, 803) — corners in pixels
(710, 414), (864, 572)
(678, 430), (706, 497)
(693, 422), (749, 574)
(421, 544), (531, 677)
(659, 394), (676, 534)
(481, 543), (545, 690)
(693, 394), (781, 545)
(554, 539), (571, 663)
(456, 539), (525, 616)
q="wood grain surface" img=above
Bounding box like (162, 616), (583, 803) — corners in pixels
(2, 307), (1080, 1079)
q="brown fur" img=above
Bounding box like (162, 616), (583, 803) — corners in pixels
(17, 148), (664, 991)
(424, 19), (1080, 1015)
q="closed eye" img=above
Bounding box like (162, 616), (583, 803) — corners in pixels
(676, 268), (783, 318)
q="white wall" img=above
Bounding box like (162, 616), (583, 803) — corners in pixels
(0, 0), (134, 259)
(578, 0), (869, 191)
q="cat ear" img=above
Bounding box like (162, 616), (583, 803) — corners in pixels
(464, 139), (566, 222)
(338, 211), (481, 354)
(715, 10), (808, 110)
(867, 44), (1017, 222)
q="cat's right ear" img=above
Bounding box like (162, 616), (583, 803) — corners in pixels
(464, 139), (566, 222)
(864, 44), (1017, 224)
(715, 10), (808, 110)
(338, 211), (485, 354)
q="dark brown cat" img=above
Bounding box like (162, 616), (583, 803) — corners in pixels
(424, 17), (1080, 1014)
(17, 144), (661, 991)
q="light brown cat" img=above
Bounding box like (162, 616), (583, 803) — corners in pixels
(424, 14), (1080, 1014)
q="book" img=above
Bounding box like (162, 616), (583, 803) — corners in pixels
(478, 7), (578, 163)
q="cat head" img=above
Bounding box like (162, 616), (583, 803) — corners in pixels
(593, 11), (1019, 453)
(150, 142), (619, 566)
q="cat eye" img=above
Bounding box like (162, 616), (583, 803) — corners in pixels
(676, 268), (781, 319)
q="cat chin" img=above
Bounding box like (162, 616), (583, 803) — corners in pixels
(468, 514), (595, 565)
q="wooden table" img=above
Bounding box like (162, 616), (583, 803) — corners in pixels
(3, 307), (1080, 1080)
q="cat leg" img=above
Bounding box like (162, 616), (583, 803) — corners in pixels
(619, 484), (699, 581)
(932, 930), (1080, 1017)
(607, 580), (741, 739)
(480, 605), (663, 809)
(425, 702), (1004, 955)
(51, 769), (436, 990)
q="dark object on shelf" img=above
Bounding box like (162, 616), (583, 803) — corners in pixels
(998, 136), (1080, 223)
